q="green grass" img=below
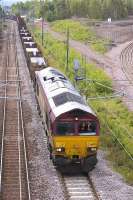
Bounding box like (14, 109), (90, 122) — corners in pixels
(51, 19), (108, 54)
(30, 25), (133, 185)
(51, 19), (90, 41)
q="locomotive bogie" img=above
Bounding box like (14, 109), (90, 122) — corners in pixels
(52, 154), (97, 172)
(81, 155), (97, 172)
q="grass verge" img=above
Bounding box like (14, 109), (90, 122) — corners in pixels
(51, 19), (108, 54)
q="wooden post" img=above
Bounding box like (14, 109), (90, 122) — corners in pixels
(40, 0), (44, 46)
(66, 27), (69, 74)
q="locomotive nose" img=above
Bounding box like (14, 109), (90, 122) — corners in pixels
(54, 136), (99, 158)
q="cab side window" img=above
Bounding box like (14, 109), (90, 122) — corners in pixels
(56, 122), (74, 136)
(79, 121), (96, 135)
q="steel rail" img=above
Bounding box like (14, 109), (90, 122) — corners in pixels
(13, 25), (23, 200)
(120, 42), (133, 86)
(0, 31), (9, 195)
(119, 41), (133, 160)
(0, 96), (22, 100)
(88, 174), (101, 200)
(15, 24), (31, 200)
(0, 80), (21, 82)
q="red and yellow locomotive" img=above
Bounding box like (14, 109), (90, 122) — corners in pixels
(35, 67), (100, 172)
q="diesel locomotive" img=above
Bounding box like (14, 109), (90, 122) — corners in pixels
(35, 67), (100, 172)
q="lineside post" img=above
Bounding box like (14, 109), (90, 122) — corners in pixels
(66, 27), (69, 74)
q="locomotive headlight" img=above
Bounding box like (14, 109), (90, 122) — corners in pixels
(87, 147), (97, 153)
(90, 147), (97, 151)
(55, 147), (65, 153)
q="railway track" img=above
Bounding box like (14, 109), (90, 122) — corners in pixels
(60, 173), (100, 200)
(120, 40), (133, 108)
(95, 23), (133, 44)
(0, 23), (31, 199)
(120, 41), (133, 84)
(54, 169), (100, 200)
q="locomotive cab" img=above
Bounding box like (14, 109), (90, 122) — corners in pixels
(50, 109), (99, 172)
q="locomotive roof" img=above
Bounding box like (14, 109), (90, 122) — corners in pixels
(36, 67), (96, 118)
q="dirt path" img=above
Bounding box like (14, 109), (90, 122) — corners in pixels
(41, 23), (133, 111)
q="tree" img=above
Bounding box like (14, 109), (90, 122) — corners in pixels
(125, 0), (133, 15)
(54, 0), (70, 19)
(43, 0), (56, 21)
(102, 0), (128, 19)
(88, 0), (102, 19)
(11, 0), (132, 21)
